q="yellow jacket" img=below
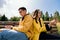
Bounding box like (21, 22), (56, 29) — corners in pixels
(12, 15), (34, 38)
(32, 18), (47, 40)
(56, 22), (60, 34)
(33, 18), (47, 33)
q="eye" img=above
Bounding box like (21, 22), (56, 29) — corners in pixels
(19, 11), (22, 13)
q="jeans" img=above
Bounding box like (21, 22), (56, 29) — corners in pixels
(0, 29), (28, 40)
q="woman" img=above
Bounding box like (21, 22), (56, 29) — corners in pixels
(32, 9), (47, 40)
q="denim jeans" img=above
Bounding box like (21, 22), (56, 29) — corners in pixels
(0, 29), (28, 40)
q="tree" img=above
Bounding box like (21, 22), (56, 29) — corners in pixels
(45, 11), (49, 21)
(55, 11), (59, 16)
(54, 11), (59, 18)
(49, 14), (53, 21)
(41, 11), (45, 21)
(10, 16), (21, 21)
(51, 14), (53, 18)
(0, 14), (2, 21)
(0, 14), (8, 21)
(54, 11), (60, 21)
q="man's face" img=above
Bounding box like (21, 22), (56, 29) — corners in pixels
(19, 9), (26, 16)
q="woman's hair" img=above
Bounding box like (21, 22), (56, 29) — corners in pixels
(33, 9), (41, 24)
(33, 9), (39, 17)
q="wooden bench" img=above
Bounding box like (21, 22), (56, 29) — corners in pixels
(0, 21), (58, 35)
(0, 21), (19, 28)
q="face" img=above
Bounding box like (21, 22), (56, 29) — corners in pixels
(38, 11), (42, 18)
(19, 9), (26, 17)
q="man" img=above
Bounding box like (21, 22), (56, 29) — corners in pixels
(0, 7), (34, 40)
(12, 7), (34, 40)
(6, 7), (33, 40)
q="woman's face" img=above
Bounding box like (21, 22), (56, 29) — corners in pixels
(38, 11), (42, 18)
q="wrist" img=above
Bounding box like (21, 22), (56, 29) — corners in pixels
(11, 26), (13, 29)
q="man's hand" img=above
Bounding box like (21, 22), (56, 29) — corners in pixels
(0, 30), (2, 32)
(5, 25), (13, 29)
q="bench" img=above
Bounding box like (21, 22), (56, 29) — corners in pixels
(0, 21), (58, 35)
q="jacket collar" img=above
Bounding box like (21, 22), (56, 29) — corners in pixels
(22, 14), (29, 21)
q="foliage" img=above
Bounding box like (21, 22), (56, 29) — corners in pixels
(0, 11), (60, 21)
(9, 17), (21, 21)
(0, 14), (8, 21)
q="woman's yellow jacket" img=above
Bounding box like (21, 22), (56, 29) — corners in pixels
(32, 18), (47, 40)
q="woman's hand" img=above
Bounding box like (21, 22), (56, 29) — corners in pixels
(49, 19), (57, 26)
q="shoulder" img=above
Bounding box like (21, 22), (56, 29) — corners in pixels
(25, 15), (32, 18)
(25, 14), (33, 21)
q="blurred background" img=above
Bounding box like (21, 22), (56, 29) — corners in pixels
(0, 0), (60, 35)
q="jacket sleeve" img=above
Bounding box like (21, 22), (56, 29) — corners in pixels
(33, 20), (40, 33)
(13, 15), (33, 32)
(40, 18), (47, 32)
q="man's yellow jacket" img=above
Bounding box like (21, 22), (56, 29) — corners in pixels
(12, 15), (34, 38)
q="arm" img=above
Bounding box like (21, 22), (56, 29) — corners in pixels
(13, 15), (33, 32)
(33, 20), (40, 33)
(49, 19), (56, 26)
(45, 24), (52, 31)
(40, 18), (47, 32)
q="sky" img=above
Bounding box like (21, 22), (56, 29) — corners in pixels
(0, 0), (60, 19)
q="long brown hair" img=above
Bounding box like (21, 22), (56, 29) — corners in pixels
(33, 9), (41, 23)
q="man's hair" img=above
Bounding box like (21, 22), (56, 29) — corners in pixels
(18, 7), (27, 11)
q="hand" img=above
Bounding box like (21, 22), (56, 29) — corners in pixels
(0, 30), (2, 32)
(5, 25), (13, 29)
(50, 19), (57, 25)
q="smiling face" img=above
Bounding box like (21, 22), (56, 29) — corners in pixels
(18, 7), (27, 17)
(33, 9), (42, 18)
(38, 11), (42, 18)
(19, 9), (26, 17)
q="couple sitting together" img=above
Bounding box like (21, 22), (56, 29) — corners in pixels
(0, 7), (58, 40)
